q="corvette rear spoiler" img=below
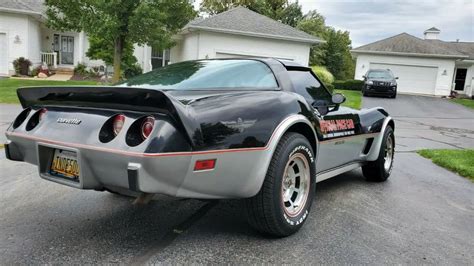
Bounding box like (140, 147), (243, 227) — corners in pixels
(17, 86), (199, 146)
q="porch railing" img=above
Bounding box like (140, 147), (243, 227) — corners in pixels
(40, 52), (57, 69)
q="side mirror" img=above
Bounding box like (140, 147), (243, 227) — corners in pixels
(312, 94), (346, 115)
(395, 77), (399, 79)
(362, 75), (366, 79)
(332, 93), (346, 105)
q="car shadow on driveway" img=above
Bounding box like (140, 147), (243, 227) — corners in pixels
(1, 152), (473, 264)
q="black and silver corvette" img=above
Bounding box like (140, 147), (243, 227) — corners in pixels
(4, 59), (395, 236)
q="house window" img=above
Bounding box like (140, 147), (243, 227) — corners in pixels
(151, 48), (170, 69)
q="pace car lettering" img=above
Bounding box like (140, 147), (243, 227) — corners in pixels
(320, 119), (355, 134)
(320, 119), (355, 138)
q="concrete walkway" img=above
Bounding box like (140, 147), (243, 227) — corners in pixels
(10, 73), (72, 81)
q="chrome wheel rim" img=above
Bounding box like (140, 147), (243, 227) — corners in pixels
(384, 135), (394, 172)
(281, 153), (310, 217)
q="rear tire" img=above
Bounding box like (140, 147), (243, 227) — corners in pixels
(245, 132), (316, 237)
(362, 126), (394, 182)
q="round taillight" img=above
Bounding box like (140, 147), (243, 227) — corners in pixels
(113, 114), (125, 136)
(26, 108), (48, 131)
(38, 108), (47, 121)
(13, 107), (31, 129)
(141, 116), (155, 139)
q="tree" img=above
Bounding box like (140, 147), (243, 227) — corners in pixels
(297, 11), (355, 80)
(200, 0), (303, 26)
(200, 0), (265, 15)
(279, 2), (303, 27)
(296, 10), (327, 66)
(86, 36), (136, 69)
(45, 0), (196, 82)
(323, 28), (354, 80)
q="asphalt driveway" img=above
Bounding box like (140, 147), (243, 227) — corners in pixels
(0, 96), (473, 264)
(362, 95), (474, 151)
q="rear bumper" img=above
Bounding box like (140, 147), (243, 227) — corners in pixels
(5, 132), (270, 199)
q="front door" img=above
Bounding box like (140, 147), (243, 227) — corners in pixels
(60, 36), (74, 65)
(454, 68), (467, 91)
(287, 69), (365, 171)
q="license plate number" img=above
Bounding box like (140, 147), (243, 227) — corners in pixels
(50, 149), (80, 181)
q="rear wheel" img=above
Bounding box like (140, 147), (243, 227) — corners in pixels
(362, 126), (394, 182)
(245, 132), (316, 237)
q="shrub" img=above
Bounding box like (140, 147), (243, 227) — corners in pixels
(311, 65), (334, 86)
(325, 83), (334, 93)
(74, 63), (88, 76)
(88, 66), (101, 77)
(333, 79), (364, 91)
(12, 57), (32, 75)
(31, 66), (39, 77)
(123, 63), (143, 79)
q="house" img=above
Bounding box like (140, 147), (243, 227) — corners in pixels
(170, 7), (321, 66)
(0, 2), (321, 76)
(351, 28), (474, 97)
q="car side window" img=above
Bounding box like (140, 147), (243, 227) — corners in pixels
(288, 70), (332, 105)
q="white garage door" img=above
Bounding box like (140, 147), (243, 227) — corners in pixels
(0, 33), (8, 75)
(370, 63), (438, 95)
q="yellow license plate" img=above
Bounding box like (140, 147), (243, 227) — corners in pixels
(50, 149), (80, 180)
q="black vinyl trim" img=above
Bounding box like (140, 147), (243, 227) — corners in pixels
(4, 143), (11, 160)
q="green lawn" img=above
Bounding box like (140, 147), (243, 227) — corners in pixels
(450, 98), (474, 110)
(335, 89), (362, 110)
(418, 149), (474, 181)
(0, 78), (99, 104)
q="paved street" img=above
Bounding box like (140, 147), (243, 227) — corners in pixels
(1, 96), (473, 264)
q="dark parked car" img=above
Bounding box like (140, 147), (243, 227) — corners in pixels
(5, 59), (395, 237)
(363, 69), (398, 98)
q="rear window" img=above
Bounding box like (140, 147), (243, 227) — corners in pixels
(288, 70), (332, 104)
(118, 60), (278, 90)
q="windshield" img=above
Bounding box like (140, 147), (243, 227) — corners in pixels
(117, 60), (278, 90)
(367, 70), (393, 79)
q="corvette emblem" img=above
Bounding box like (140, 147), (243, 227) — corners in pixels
(57, 118), (82, 125)
(220, 117), (257, 133)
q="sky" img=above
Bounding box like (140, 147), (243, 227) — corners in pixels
(193, 0), (474, 48)
(298, 0), (474, 47)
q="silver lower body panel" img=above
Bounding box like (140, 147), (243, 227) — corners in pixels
(6, 134), (271, 199)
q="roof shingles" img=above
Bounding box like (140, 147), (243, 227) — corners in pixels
(0, 0), (45, 14)
(352, 33), (473, 59)
(185, 7), (322, 44)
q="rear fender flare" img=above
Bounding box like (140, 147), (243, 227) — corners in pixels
(250, 114), (319, 196)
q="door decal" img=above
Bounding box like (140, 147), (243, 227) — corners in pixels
(319, 119), (355, 138)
